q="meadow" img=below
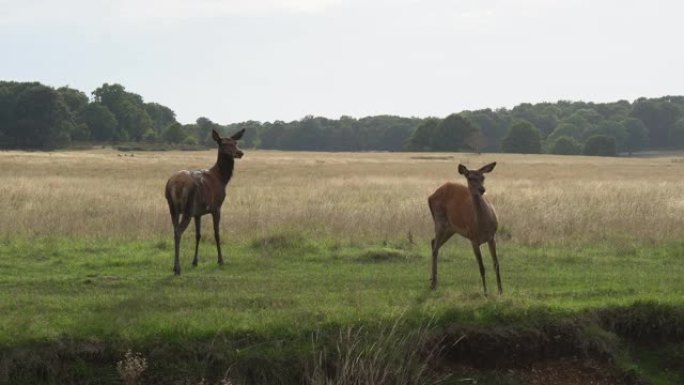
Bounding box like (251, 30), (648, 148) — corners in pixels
(0, 149), (683, 385)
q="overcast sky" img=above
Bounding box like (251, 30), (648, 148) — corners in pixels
(1, 0), (683, 124)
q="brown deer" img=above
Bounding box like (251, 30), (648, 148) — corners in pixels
(165, 128), (245, 275)
(427, 162), (502, 294)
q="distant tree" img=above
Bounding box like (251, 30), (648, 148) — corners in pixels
(585, 120), (627, 151)
(259, 120), (286, 149)
(92, 83), (155, 141)
(547, 122), (583, 142)
(57, 86), (89, 115)
(630, 98), (682, 147)
(227, 120), (261, 148)
(4, 84), (71, 149)
(142, 128), (160, 142)
(81, 103), (118, 141)
(144, 102), (177, 134)
(193, 117), (222, 146)
(461, 109), (511, 151)
(596, 100), (630, 121)
(583, 135), (617, 156)
(429, 114), (476, 151)
(511, 103), (559, 137)
(501, 120), (542, 154)
(670, 118), (684, 148)
(621, 117), (649, 155)
(550, 135), (582, 155)
(464, 129), (488, 153)
(406, 118), (439, 151)
(163, 123), (187, 144)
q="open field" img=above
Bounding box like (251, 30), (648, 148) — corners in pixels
(1, 149), (683, 384)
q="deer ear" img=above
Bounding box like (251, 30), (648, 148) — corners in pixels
(458, 164), (469, 175)
(211, 129), (221, 143)
(478, 162), (497, 173)
(230, 128), (246, 141)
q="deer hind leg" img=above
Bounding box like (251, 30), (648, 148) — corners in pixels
(487, 238), (503, 294)
(212, 211), (223, 265)
(167, 200), (181, 275)
(471, 241), (488, 295)
(172, 213), (193, 275)
(192, 216), (201, 267)
(430, 224), (454, 290)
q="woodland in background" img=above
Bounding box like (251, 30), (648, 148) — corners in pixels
(2, 80), (684, 155)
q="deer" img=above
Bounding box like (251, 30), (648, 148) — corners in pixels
(427, 162), (502, 294)
(165, 128), (245, 275)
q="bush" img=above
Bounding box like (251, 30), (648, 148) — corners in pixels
(583, 135), (617, 156)
(550, 136), (582, 155)
(501, 120), (542, 154)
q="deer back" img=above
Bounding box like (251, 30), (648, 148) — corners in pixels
(165, 169), (226, 217)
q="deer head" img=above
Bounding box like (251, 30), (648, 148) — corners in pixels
(458, 162), (496, 195)
(212, 129), (245, 159)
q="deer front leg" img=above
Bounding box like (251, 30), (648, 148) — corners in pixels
(212, 211), (224, 265)
(488, 238), (503, 294)
(192, 216), (201, 266)
(472, 242), (487, 295)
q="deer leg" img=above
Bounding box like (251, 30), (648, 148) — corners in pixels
(488, 238), (503, 295)
(430, 227), (453, 290)
(173, 214), (193, 275)
(471, 241), (487, 295)
(168, 202), (181, 276)
(212, 211), (224, 265)
(192, 216), (201, 267)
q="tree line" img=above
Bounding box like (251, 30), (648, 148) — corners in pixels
(2, 81), (684, 155)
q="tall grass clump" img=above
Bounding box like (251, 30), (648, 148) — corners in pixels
(306, 321), (450, 385)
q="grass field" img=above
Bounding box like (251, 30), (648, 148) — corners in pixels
(0, 149), (683, 385)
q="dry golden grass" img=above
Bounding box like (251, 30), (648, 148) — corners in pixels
(1, 149), (683, 245)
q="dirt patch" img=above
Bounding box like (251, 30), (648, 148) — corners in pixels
(514, 359), (624, 385)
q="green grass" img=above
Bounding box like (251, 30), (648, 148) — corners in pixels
(1, 236), (683, 384)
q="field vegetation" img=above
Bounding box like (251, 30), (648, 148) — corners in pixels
(0, 149), (683, 384)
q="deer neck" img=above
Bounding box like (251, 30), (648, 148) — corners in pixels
(471, 191), (497, 237)
(210, 152), (235, 186)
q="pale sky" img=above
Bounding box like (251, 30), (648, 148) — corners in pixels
(1, 0), (683, 124)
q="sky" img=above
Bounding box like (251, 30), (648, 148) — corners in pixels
(1, 0), (683, 124)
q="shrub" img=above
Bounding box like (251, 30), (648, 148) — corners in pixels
(583, 135), (617, 156)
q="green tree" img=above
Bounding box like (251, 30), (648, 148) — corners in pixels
(5, 84), (71, 149)
(461, 109), (511, 151)
(144, 103), (177, 134)
(429, 114), (476, 151)
(406, 118), (439, 151)
(630, 98), (682, 147)
(501, 120), (542, 154)
(550, 135), (582, 155)
(548, 122), (583, 142)
(583, 135), (617, 156)
(621, 117), (649, 155)
(92, 83), (155, 141)
(57, 86), (89, 115)
(163, 122), (187, 144)
(81, 103), (118, 141)
(670, 118), (684, 148)
(585, 120), (627, 151)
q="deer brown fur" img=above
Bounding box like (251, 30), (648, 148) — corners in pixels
(165, 128), (245, 275)
(428, 162), (502, 294)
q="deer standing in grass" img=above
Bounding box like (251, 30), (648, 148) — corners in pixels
(428, 162), (502, 294)
(165, 129), (245, 275)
